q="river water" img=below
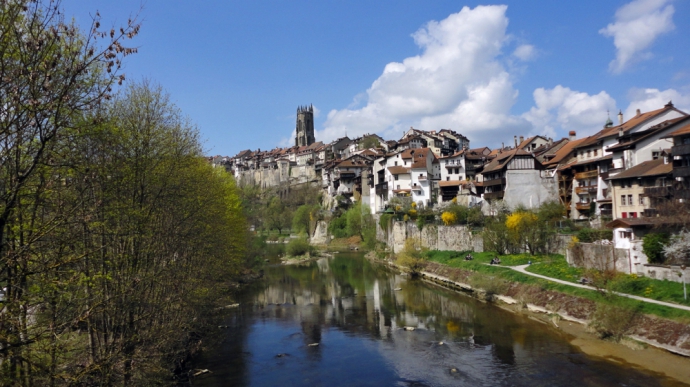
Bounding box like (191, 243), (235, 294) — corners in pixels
(194, 252), (686, 387)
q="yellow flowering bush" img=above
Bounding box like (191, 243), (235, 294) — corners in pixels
(441, 211), (457, 226)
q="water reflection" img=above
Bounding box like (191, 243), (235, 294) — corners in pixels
(195, 252), (686, 387)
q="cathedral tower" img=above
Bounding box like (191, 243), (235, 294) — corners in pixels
(295, 105), (315, 147)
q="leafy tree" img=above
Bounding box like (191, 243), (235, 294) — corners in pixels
(292, 204), (315, 234)
(642, 233), (669, 264)
(360, 135), (380, 149)
(265, 196), (291, 234)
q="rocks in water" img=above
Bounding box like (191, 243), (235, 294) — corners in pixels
(394, 288), (402, 291)
(403, 326), (416, 331)
(438, 341), (444, 345)
(275, 353), (288, 358)
(307, 343), (319, 347)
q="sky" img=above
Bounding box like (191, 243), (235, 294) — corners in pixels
(60, 0), (690, 156)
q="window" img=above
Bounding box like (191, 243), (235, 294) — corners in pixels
(446, 177), (450, 181)
(394, 161), (398, 166)
(587, 150), (591, 157)
(619, 231), (632, 239)
(455, 168), (459, 174)
(594, 149), (598, 156)
(652, 151), (660, 160)
(639, 196), (644, 205)
(621, 195), (626, 205)
(629, 212), (637, 218)
(394, 175), (399, 181)
(628, 195), (633, 206)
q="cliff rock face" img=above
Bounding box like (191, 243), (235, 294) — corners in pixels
(311, 221), (329, 245)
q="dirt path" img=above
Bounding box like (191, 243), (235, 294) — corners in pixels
(504, 264), (690, 312)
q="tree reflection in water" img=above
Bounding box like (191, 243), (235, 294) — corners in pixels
(195, 252), (684, 387)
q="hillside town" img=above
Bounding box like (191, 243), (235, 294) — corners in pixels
(212, 101), (689, 244)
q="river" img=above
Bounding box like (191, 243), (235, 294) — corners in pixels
(194, 252), (687, 386)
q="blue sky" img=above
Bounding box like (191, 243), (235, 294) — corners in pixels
(61, 0), (690, 156)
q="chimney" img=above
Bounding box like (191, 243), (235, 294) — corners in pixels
(519, 136), (524, 145)
(569, 131), (576, 141)
(636, 109), (641, 117)
(618, 126), (624, 137)
(618, 110), (623, 125)
(514, 136), (518, 147)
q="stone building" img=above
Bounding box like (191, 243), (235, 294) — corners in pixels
(295, 105), (315, 147)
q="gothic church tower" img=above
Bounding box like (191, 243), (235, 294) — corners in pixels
(295, 105), (315, 147)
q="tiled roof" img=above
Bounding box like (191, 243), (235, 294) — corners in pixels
(607, 159), (672, 180)
(607, 116), (690, 152)
(543, 138), (586, 167)
(481, 149), (533, 174)
(438, 180), (464, 187)
(387, 166), (411, 174)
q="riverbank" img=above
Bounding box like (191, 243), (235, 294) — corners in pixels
(364, 252), (690, 385)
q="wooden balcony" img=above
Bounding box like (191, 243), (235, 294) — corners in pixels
(574, 170), (598, 179)
(643, 186), (671, 197)
(643, 208), (659, 217)
(483, 191), (504, 200)
(674, 166), (690, 179)
(575, 202), (592, 211)
(672, 144), (690, 156)
(483, 177), (506, 187)
(417, 174), (427, 181)
(575, 185), (597, 194)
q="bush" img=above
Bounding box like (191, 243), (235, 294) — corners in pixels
(286, 236), (313, 256)
(576, 228), (612, 243)
(396, 238), (427, 274)
(590, 301), (639, 342)
(642, 232), (669, 264)
(328, 214), (348, 238)
(468, 273), (509, 296)
(441, 211), (457, 226)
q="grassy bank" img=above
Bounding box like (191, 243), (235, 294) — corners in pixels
(424, 250), (690, 321)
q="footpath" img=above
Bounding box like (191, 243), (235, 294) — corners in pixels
(504, 264), (690, 313)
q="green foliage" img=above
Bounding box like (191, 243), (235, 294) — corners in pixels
(328, 214), (348, 238)
(643, 232), (669, 264)
(482, 214), (513, 255)
(396, 238), (427, 274)
(286, 235), (313, 256)
(379, 213), (394, 231)
(293, 204), (317, 234)
(590, 301), (640, 342)
(576, 228), (613, 243)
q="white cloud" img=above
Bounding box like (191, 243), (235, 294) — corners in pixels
(512, 44), (535, 61)
(600, 0), (675, 73)
(624, 87), (690, 118)
(522, 86), (617, 138)
(319, 5), (529, 146)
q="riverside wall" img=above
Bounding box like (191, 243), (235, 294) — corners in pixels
(376, 220), (483, 254)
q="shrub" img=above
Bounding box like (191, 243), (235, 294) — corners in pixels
(590, 301), (639, 342)
(328, 214), (348, 238)
(441, 211), (457, 226)
(576, 228), (612, 243)
(396, 238), (427, 274)
(642, 232), (669, 264)
(286, 236), (313, 256)
(468, 273), (509, 296)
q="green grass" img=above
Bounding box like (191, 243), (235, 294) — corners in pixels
(425, 250), (557, 266)
(526, 255), (690, 307)
(424, 249), (690, 321)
